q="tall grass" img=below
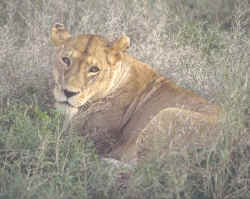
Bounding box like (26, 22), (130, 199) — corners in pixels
(0, 0), (249, 198)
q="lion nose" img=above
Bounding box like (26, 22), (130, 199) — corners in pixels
(63, 89), (79, 98)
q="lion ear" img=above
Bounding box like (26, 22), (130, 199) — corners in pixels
(107, 34), (130, 65)
(51, 23), (72, 46)
(111, 33), (130, 52)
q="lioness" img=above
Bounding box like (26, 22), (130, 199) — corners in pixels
(51, 23), (221, 165)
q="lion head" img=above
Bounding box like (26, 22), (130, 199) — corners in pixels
(51, 23), (131, 116)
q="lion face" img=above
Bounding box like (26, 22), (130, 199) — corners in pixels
(51, 24), (130, 114)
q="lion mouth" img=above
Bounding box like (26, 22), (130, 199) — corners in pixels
(57, 101), (75, 108)
(57, 100), (90, 111)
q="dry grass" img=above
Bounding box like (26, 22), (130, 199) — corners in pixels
(0, 0), (249, 198)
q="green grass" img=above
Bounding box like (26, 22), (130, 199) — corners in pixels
(0, 0), (249, 198)
(0, 100), (120, 199)
(1, 101), (249, 199)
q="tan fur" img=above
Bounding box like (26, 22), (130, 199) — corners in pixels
(51, 23), (222, 165)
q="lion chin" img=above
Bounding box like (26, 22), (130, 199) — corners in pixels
(51, 23), (222, 166)
(55, 102), (78, 116)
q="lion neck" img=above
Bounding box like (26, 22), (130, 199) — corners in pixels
(101, 55), (162, 128)
(105, 54), (160, 107)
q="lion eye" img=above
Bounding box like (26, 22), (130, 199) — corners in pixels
(88, 66), (100, 73)
(62, 57), (71, 66)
